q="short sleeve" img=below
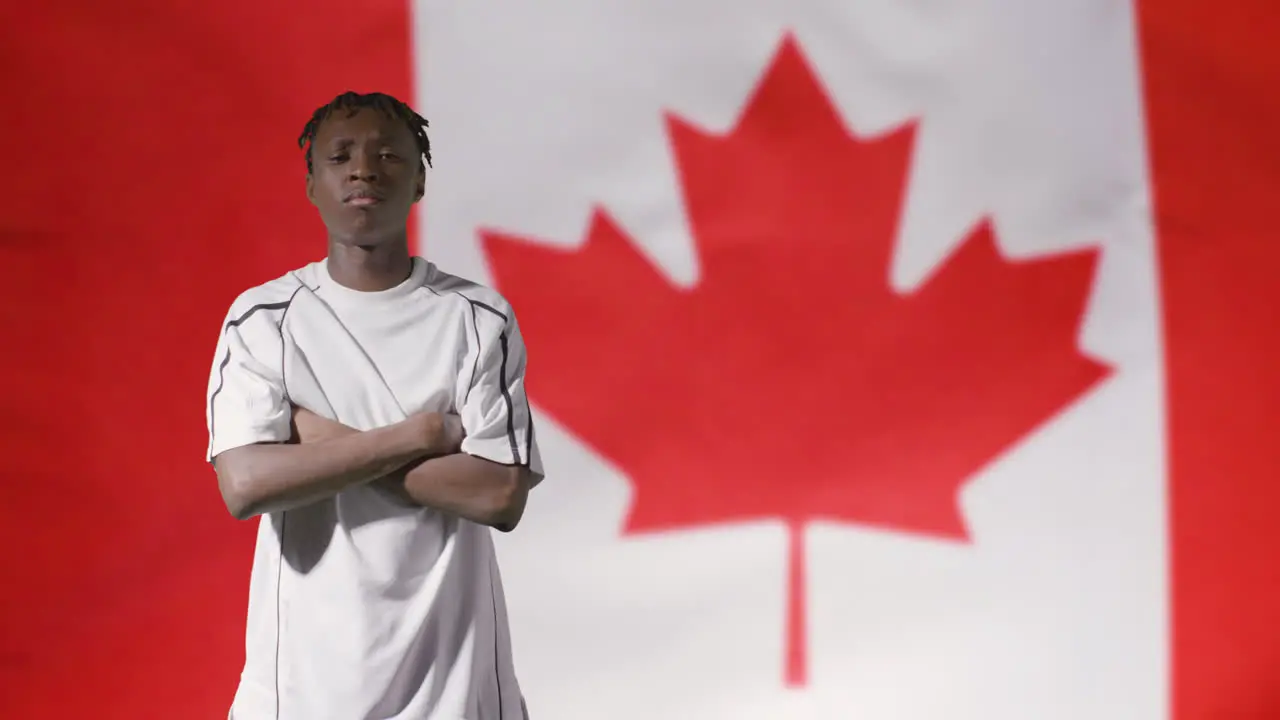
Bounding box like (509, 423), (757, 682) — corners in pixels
(458, 305), (543, 476)
(205, 303), (293, 462)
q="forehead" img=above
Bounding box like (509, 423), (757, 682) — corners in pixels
(314, 107), (413, 145)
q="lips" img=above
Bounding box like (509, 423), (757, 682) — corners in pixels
(344, 188), (386, 206)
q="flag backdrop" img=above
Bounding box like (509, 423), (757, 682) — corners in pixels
(1, 1), (1276, 718)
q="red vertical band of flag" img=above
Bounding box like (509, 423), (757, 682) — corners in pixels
(1138, 2), (1280, 718)
(0, 2), (412, 717)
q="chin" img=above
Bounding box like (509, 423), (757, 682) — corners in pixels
(328, 222), (404, 248)
(335, 235), (400, 250)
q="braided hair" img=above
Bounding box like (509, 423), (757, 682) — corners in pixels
(297, 91), (432, 173)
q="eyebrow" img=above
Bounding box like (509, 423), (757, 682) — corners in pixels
(326, 134), (411, 149)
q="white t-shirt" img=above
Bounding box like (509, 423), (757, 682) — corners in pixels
(205, 257), (542, 720)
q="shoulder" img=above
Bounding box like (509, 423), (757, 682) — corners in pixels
(222, 266), (313, 330)
(424, 263), (515, 324)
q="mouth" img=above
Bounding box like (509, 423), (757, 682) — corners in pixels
(344, 190), (386, 206)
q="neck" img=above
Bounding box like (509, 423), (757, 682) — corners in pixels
(326, 237), (414, 292)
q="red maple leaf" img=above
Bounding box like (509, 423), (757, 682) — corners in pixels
(481, 35), (1112, 687)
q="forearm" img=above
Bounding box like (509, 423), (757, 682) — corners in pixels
(285, 408), (525, 529)
(213, 421), (424, 520)
(392, 454), (532, 532)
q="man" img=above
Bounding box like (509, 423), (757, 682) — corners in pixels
(205, 91), (542, 720)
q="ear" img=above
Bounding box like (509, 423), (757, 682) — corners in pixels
(305, 172), (317, 206)
(413, 164), (426, 203)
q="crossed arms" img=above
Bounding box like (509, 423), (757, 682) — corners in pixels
(212, 408), (535, 532)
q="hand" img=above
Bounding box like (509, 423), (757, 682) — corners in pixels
(405, 411), (466, 456)
(440, 413), (465, 453)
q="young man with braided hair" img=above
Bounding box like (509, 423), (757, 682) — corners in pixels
(205, 91), (541, 720)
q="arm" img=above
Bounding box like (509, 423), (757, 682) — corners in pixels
(283, 298), (545, 531)
(203, 296), (460, 520)
(436, 301), (543, 531)
(395, 455), (534, 532)
(292, 408), (527, 530)
(213, 411), (454, 520)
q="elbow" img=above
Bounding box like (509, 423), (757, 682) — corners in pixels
(226, 496), (259, 522)
(216, 467), (263, 521)
(485, 469), (530, 532)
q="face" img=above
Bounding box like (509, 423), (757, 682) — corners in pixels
(306, 108), (425, 246)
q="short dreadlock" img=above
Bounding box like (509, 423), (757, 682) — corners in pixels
(297, 91), (432, 173)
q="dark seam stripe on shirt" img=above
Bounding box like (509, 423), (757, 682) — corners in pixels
(466, 298), (508, 323)
(522, 394), (535, 470)
(207, 292), (300, 454)
(490, 559), (505, 720)
(463, 300), (483, 407)
(419, 281), (510, 323)
(497, 332), (521, 465)
(459, 296), (520, 463)
(273, 510), (288, 720)
(421, 283), (522, 462)
(278, 275), (318, 406)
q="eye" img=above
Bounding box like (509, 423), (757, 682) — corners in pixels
(327, 153), (349, 163)
(379, 150), (400, 161)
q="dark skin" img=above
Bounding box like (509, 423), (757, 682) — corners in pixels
(306, 107), (425, 291)
(212, 108), (536, 531)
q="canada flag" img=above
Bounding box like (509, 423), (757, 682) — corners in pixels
(2, 1), (1276, 719)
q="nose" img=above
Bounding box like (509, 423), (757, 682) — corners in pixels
(348, 151), (379, 182)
